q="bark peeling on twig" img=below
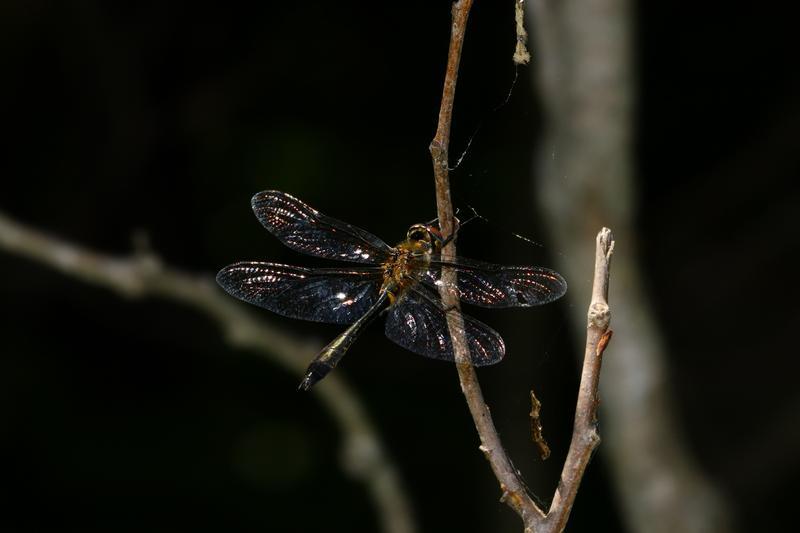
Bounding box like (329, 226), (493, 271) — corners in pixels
(529, 390), (551, 460)
(429, 2), (614, 531)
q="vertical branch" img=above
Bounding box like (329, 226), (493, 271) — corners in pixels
(542, 229), (614, 533)
(429, 0), (545, 525)
(430, 0), (471, 241)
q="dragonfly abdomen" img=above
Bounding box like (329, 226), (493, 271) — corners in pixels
(298, 290), (391, 390)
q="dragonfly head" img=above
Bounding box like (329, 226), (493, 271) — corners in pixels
(406, 218), (459, 253)
(405, 223), (436, 252)
(409, 221), (457, 251)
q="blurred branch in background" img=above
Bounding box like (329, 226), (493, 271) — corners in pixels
(0, 211), (416, 533)
(528, 1), (734, 531)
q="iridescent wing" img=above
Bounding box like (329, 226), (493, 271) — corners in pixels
(413, 256), (567, 308)
(251, 190), (394, 264)
(216, 262), (383, 324)
(384, 285), (505, 366)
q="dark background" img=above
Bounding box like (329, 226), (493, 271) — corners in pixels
(1, 1), (797, 532)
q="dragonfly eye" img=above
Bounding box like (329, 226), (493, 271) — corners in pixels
(407, 225), (432, 243)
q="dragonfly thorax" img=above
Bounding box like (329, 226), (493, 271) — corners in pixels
(381, 246), (428, 304)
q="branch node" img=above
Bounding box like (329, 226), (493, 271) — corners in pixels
(478, 444), (492, 458)
(598, 227), (614, 256)
(587, 428), (601, 447)
(499, 484), (509, 502)
(429, 139), (446, 162)
(588, 301), (610, 329)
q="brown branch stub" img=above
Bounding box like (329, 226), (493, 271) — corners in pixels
(597, 329), (613, 356)
(530, 389), (551, 460)
(543, 228), (615, 533)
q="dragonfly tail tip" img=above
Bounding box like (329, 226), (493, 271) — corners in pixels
(297, 361), (331, 391)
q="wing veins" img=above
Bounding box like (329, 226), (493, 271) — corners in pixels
(217, 262), (384, 324)
(413, 255), (567, 308)
(251, 191), (394, 263)
(384, 284), (504, 366)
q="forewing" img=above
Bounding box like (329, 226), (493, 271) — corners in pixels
(217, 262), (383, 324)
(384, 286), (504, 366)
(416, 256), (567, 308)
(251, 190), (394, 263)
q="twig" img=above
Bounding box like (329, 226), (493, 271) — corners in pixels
(430, 0), (544, 525)
(430, 3), (615, 531)
(542, 229), (614, 533)
(0, 211), (416, 533)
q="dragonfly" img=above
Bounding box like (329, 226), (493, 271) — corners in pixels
(216, 191), (567, 391)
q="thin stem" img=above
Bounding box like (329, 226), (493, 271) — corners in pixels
(430, 0), (544, 524)
(542, 229), (614, 533)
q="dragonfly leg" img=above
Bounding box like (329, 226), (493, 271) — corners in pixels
(424, 205), (478, 228)
(439, 226), (459, 248)
(456, 204), (484, 228)
(439, 205), (486, 247)
(430, 216), (462, 249)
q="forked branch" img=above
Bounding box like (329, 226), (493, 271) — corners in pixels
(429, 2), (615, 531)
